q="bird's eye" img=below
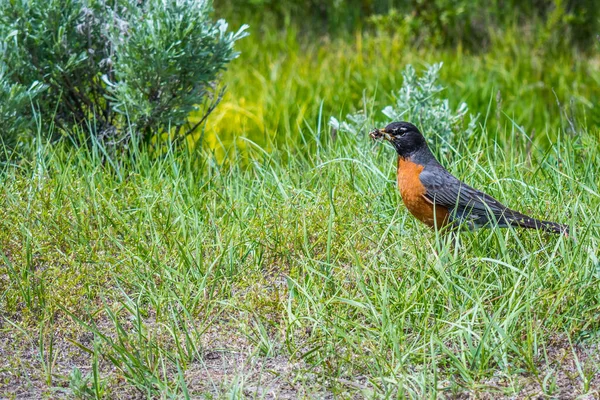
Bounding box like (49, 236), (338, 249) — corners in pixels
(398, 128), (407, 136)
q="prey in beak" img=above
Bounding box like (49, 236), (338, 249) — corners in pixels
(369, 127), (393, 141)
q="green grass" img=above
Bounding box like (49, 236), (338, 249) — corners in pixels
(1, 24), (600, 399)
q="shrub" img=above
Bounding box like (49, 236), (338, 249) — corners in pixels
(330, 63), (478, 157)
(0, 62), (45, 154)
(369, 0), (600, 50)
(0, 0), (247, 151)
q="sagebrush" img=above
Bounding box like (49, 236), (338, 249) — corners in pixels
(0, 0), (247, 151)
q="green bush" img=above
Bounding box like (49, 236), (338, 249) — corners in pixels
(0, 0), (247, 151)
(0, 62), (44, 154)
(369, 0), (599, 50)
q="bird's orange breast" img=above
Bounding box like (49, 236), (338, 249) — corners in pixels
(397, 158), (449, 228)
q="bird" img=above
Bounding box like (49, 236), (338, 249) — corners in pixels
(370, 121), (569, 235)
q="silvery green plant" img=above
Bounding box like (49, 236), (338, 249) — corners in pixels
(0, 61), (45, 154)
(0, 0), (247, 151)
(330, 63), (478, 155)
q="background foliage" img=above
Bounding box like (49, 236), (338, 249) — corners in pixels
(219, 0), (600, 49)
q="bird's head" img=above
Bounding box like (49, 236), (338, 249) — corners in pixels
(369, 121), (428, 158)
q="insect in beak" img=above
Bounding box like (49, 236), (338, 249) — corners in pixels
(369, 128), (392, 141)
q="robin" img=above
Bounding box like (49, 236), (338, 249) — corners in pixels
(370, 121), (569, 235)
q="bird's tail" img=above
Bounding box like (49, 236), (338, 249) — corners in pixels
(507, 211), (569, 236)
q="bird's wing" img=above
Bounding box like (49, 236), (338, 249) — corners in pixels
(419, 167), (513, 219)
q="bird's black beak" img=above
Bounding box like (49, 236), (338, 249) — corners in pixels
(369, 128), (393, 141)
